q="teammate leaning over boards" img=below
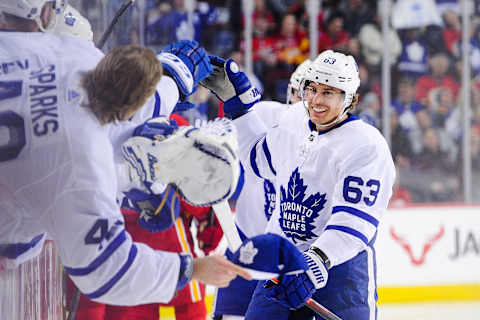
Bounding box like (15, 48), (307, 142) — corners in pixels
(212, 59), (313, 320)
(0, 0), (213, 263)
(202, 50), (396, 320)
(0, 1), (252, 306)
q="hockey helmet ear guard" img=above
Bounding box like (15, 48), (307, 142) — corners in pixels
(0, 0), (67, 32)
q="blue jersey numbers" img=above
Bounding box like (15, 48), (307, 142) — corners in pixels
(343, 176), (380, 206)
(0, 80), (25, 162)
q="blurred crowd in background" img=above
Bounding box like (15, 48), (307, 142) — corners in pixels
(68, 0), (480, 205)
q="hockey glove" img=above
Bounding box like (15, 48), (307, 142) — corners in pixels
(228, 233), (309, 280)
(133, 116), (178, 140)
(200, 56), (261, 119)
(158, 40), (213, 99)
(122, 185), (180, 233)
(122, 118), (240, 207)
(264, 247), (329, 310)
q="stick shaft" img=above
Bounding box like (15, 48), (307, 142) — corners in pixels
(212, 201), (242, 252)
(305, 299), (343, 320)
(96, 0), (135, 49)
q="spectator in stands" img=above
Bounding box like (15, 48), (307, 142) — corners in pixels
(392, 77), (426, 139)
(318, 10), (350, 53)
(357, 60), (382, 99)
(391, 111), (415, 169)
(409, 127), (460, 202)
(397, 28), (429, 77)
(453, 18), (480, 77)
(358, 11), (402, 70)
(273, 13), (309, 66)
(246, 6), (277, 82)
(428, 87), (458, 127)
(357, 92), (381, 128)
(442, 9), (462, 56)
(249, 0), (276, 36)
(339, 0), (376, 37)
(415, 51), (459, 109)
(146, 0), (218, 49)
(287, 0), (324, 33)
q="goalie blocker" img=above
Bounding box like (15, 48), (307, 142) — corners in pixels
(122, 117), (240, 207)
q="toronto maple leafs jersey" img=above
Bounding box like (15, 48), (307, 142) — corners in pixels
(234, 109), (395, 268)
(0, 32), (181, 305)
(234, 101), (307, 238)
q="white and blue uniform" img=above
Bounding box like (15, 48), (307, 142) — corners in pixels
(213, 101), (308, 318)
(0, 32), (182, 305)
(235, 108), (395, 320)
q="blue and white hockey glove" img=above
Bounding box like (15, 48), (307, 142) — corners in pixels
(157, 40), (213, 99)
(228, 233), (309, 280)
(200, 56), (261, 119)
(264, 247), (329, 310)
(132, 116), (178, 140)
(122, 185), (180, 233)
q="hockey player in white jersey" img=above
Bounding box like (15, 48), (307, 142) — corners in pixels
(212, 59), (312, 320)
(0, 1), (254, 306)
(202, 50), (396, 319)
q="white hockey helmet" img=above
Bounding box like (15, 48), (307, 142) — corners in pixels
(286, 59), (312, 104)
(300, 50), (360, 124)
(0, 0), (66, 31)
(52, 5), (93, 41)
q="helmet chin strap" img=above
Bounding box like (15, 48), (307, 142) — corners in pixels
(312, 107), (350, 129)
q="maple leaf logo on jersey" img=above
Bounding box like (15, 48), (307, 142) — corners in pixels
(279, 168), (326, 243)
(239, 241), (258, 265)
(263, 179), (276, 221)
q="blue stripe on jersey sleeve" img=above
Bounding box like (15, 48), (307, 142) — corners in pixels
(332, 206), (379, 227)
(0, 234), (44, 259)
(153, 91), (161, 117)
(262, 139), (276, 176)
(64, 230), (127, 276)
(325, 225), (369, 245)
(85, 244), (138, 300)
(250, 139), (262, 179)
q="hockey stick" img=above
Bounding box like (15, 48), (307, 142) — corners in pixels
(212, 201), (242, 251)
(96, 0), (135, 49)
(211, 202), (342, 320)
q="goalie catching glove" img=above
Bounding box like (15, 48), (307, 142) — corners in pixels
(122, 117), (240, 207)
(200, 56), (261, 119)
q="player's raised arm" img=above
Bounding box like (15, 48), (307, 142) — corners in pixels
(200, 56), (284, 183)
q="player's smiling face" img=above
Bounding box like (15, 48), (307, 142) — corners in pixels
(304, 82), (345, 129)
